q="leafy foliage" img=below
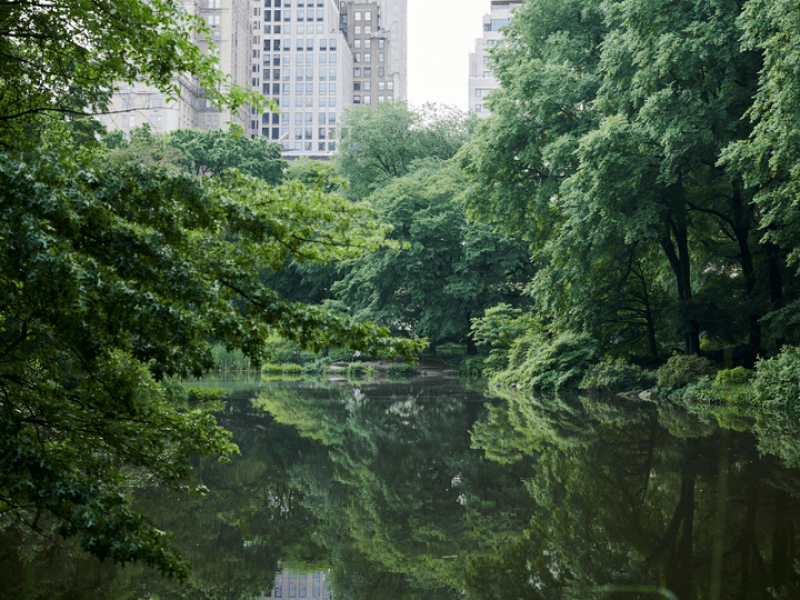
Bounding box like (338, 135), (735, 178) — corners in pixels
(0, 144), (422, 576)
(656, 354), (717, 389)
(334, 102), (476, 199)
(752, 346), (800, 410)
(714, 367), (755, 387)
(334, 160), (532, 351)
(580, 359), (655, 393)
(495, 332), (599, 391)
(0, 0), (267, 150)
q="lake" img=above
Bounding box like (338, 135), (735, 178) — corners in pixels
(9, 369), (800, 599)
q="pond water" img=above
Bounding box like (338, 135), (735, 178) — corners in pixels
(11, 370), (800, 599)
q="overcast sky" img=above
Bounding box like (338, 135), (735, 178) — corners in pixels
(406, 0), (491, 112)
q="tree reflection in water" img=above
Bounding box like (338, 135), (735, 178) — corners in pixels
(4, 376), (800, 600)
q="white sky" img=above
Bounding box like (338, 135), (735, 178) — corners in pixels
(407, 0), (491, 112)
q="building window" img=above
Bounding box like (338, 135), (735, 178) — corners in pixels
(305, 128), (312, 139)
(296, 38), (303, 50)
(318, 127), (326, 139)
(363, 81), (371, 91)
(307, 39), (313, 51)
(354, 39), (361, 49)
(378, 52), (384, 62)
(320, 54), (327, 65)
(353, 82), (361, 91)
(122, 115), (135, 128)
(354, 67), (360, 76)
(319, 83), (326, 94)
(353, 53), (360, 63)
(379, 39), (385, 48)
(297, 9), (303, 20)
(209, 0), (220, 8)
(319, 69), (326, 80)
(328, 98), (336, 106)
(329, 69), (336, 80)
(328, 112), (336, 123)
(283, 38), (291, 50)
(330, 53), (336, 65)
(320, 39), (327, 51)
(354, 11), (361, 20)
(483, 71), (493, 78)
(354, 26), (361, 34)
(475, 103), (482, 112)
(475, 88), (489, 97)
(364, 39), (371, 49)
(306, 54), (313, 65)
(365, 25), (371, 34)
(208, 15), (220, 26)
(378, 67), (384, 76)
(378, 81), (384, 90)
(317, 9), (323, 21)
(378, 95), (385, 102)
(295, 127), (302, 140)
(387, 81), (393, 90)
(330, 39), (337, 51)
(353, 95), (360, 104)
(329, 82), (336, 93)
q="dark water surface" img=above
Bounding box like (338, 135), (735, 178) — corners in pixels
(9, 371), (800, 600)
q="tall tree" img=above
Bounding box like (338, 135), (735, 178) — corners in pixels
(335, 102), (476, 199)
(334, 160), (533, 353)
(0, 0), (419, 578)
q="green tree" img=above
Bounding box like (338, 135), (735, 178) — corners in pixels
(458, 0), (784, 358)
(164, 126), (286, 184)
(334, 102), (476, 199)
(334, 160), (533, 353)
(0, 143), (421, 578)
(0, 0), (265, 150)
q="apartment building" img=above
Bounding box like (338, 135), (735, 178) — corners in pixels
(99, 0), (252, 134)
(249, 0), (407, 160)
(467, 0), (522, 118)
(99, 0), (407, 161)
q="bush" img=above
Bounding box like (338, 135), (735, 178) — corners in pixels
(714, 366), (755, 386)
(185, 387), (226, 402)
(753, 346), (800, 410)
(656, 354), (716, 388)
(496, 331), (598, 391)
(580, 358), (655, 392)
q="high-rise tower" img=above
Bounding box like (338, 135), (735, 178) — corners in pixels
(467, 0), (522, 118)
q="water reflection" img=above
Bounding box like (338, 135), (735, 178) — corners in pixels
(5, 374), (800, 600)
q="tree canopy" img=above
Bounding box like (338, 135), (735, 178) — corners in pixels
(0, 0), (421, 579)
(334, 102), (476, 199)
(457, 0), (800, 362)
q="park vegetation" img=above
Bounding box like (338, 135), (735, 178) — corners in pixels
(3, 0), (800, 590)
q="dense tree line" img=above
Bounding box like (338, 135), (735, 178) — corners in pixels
(455, 0), (800, 365)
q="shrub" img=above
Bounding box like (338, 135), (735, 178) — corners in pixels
(714, 366), (755, 386)
(185, 387), (226, 402)
(580, 358), (656, 392)
(753, 346), (800, 410)
(498, 331), (598, 391)
(656, 354), (716, 389)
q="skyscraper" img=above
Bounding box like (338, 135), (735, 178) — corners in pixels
(98, 0), (252, 134)
(249, 0), (407, 160)
(467, 0), (522, 118)
(99, 0), (407, 161)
